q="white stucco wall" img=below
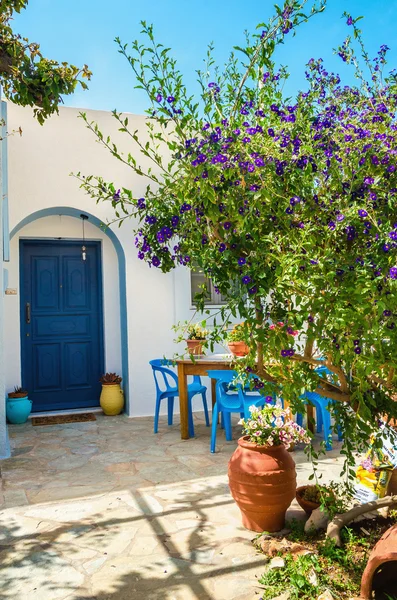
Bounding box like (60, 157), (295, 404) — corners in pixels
(4, 102), (230, 420)
(6, 103), (177, 417)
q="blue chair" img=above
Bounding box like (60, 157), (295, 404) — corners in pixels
(149, 359), (209, 436)
(302, 365), (343, 450)
(207, 370), (270, 453)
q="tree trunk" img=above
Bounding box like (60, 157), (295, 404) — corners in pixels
(326, 495), (397, 547)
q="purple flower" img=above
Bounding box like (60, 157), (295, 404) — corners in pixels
(167, 96), (175, 103)
(347, 16), (353, 25)
(238, 257), (246, 266)
(265, 396), (273, 404)
(223, 222), (232, 230)
(281, 348), (294, 358)
(137, 197), (146, 209)
(354, 346), (362, 355)
(242, 275), (251, 285)
(155, 93), (162, 102)
(152, 256), (160, 267)
(389, 267), (397, 279)
(358, 209), (368, 218)
(113, 189), (121, 200)
(268, 128), (275, 137)
(219, 243), (226, 252)
(383, 310), (392, 317)
(248, 286), (257, 295)
(336, 214), (345, 222)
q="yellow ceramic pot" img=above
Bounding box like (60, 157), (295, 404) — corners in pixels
(100, 383), (124, 416)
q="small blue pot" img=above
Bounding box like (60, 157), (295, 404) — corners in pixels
(6, 397), (33, 424)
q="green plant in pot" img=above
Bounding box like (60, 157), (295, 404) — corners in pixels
(227, 323), (250, 357)
(6, 387), (32, 424)
(185, 323), (208, 356)
(99, 373), (124, 416)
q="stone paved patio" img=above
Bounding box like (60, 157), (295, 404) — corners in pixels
(0, 412), (345, 600)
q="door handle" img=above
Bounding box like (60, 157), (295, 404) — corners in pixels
(26, 302), (31, 324)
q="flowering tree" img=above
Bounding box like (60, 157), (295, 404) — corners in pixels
(78, 0), (397, 459)
(0, 0), (91, 123)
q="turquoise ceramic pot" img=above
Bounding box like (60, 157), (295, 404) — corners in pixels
(6, 397), (32, 424)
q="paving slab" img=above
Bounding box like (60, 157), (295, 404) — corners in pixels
(0, 412), (346, 599)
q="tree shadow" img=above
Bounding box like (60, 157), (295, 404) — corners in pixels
(0, 480), (264, 600)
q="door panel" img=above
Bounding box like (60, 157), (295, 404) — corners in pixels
(32, 256), (59, 310)
(33, 343), (62, 391)
(21, 241), (103, 412)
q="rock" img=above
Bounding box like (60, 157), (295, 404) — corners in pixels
(305, 507), (330, 532)
(269, 556), (285, 569)
(260, 537), (290, 556)
(271, 593), (291, 600)
(308, 568), (318, 587)
(317, 590), (334, 600)
(258, 536), (313, 558)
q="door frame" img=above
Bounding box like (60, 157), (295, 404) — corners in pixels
(19, 238), (105, 410)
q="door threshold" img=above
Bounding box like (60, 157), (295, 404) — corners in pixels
(29, 407), (102, 419)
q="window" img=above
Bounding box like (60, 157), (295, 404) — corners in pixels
(190, 265), (227, 306)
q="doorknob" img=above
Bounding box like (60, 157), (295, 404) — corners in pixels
(25, 302), (31, 324)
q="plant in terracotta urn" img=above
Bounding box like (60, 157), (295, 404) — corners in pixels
(185, 323), (208, 356)
(228, 403), (310, 532)
(227, 323), (250, 357)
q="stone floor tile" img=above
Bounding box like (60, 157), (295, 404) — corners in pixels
(0, 413), (347, 600)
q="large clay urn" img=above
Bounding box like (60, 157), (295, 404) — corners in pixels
(360, 524), (397, 599)
(228, 436), (296, 532)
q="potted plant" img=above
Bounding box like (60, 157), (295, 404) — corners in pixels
(227, 323), (250, 357)
(185, 323), (208, 356)
(6, 387), (32, 424)
(296, 484), (328, 515)
(228, 404), (310, 532)
(99, 373), (124, 416)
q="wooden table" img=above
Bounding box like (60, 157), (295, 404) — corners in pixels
(176, 355), (315, 440)
(176, 356), (232, 439)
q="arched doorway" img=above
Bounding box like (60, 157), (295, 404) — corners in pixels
(9, 207), (129, 413)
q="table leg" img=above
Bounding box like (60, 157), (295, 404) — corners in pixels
(177, 363), (189, 440)
(307, 404), (315, 434)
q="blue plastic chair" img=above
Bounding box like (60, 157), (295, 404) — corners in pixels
(207, 370), (270, 453)
(302, 365), (343, 450)
(149, 359), (209, 436)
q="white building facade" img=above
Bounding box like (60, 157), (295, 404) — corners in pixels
(0, 103), (217, 456)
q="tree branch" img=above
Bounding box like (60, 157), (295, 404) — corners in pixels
(326, 495), (397, 546)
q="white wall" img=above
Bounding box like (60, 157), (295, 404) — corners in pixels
(6, 103), (176, 417)
(4, 215), (122, 390)
(5, 103), (235, 419)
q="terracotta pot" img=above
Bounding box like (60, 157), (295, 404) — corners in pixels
(186, 339), (204, 355)
(100, 383), (124, 416)
(360, 524), (397, 599)
(228, 436), (296, 533)
(228, 341), (250, 357)
(295, 485), (320, 516)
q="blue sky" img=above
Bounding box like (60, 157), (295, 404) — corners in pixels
(13, 0), (397, 114)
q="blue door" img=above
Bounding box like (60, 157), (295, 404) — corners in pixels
(20, 240), (104, 412)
